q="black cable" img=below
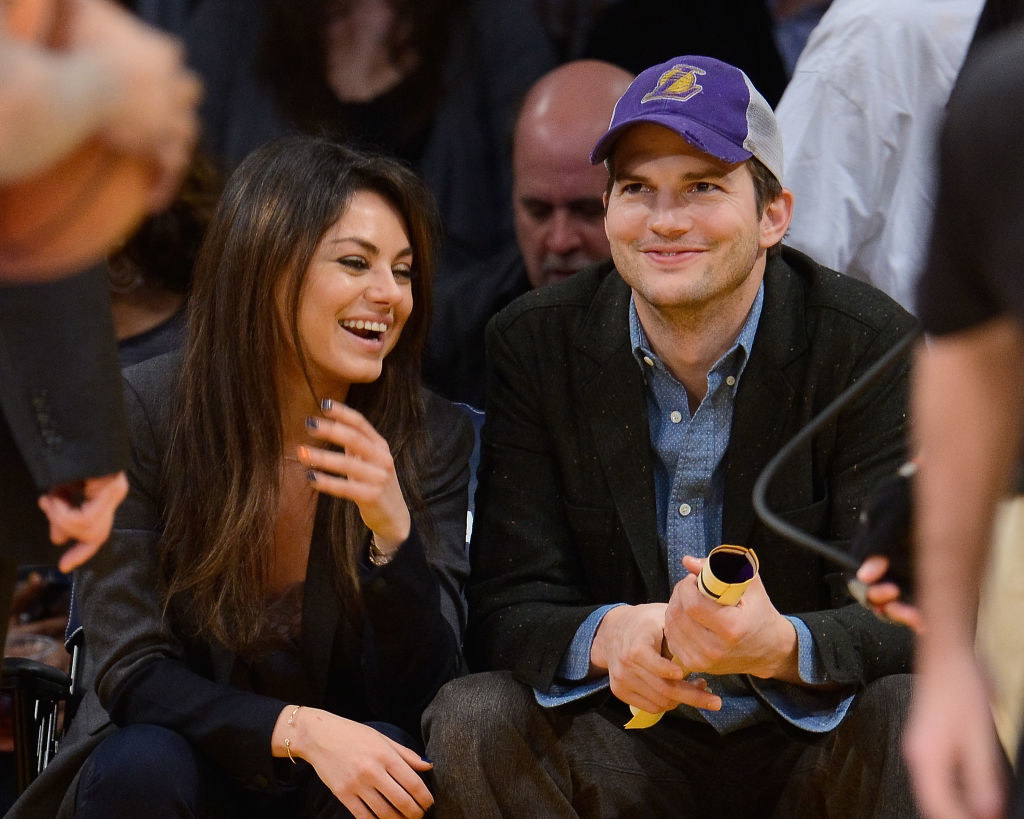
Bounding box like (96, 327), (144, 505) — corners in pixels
(751, 328), (921, 573)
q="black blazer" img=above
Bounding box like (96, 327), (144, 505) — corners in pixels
(11, 351), (473, 817)
(466, 247), (917, 693)
(0, 267), (128, 565)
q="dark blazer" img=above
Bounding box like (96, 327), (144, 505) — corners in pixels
(465, 247), (917, 694)
(0, 268), (128, 649)
(11, 351), (474, 818)
(0, 267), (128, 564)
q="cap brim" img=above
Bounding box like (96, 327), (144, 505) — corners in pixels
(590, 114), (754, 167)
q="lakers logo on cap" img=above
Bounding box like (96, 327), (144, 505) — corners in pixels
(641, 64), (706, 104)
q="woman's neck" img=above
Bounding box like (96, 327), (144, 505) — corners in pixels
(276, 363), (349, 452)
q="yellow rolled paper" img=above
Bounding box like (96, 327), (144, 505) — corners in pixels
(624, 544), (760, 729)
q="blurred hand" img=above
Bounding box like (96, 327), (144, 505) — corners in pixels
(590, 602), (720, 714)
(37, 470), (128, 572)
(298, 400), (411, 557)
(276, 706), (433, 818)
(663, 555), (797, 682)
(856, 555), (923, 631)
(69, 0), (202, 210)
(905, 647), (1006, 819)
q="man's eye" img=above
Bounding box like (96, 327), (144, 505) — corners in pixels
(620, 182), (647, 195)
(691, 182), (719, 193)
(570, 199), (606, 220)
(523, 201), (554, 221)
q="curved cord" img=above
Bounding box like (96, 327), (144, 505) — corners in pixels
(751, 328), (921, 574)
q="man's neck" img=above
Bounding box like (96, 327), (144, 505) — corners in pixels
(636, 273), (764, 407)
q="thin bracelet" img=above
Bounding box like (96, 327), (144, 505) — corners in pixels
(368, 534), (394, 567)
(284, 704), (300, 764)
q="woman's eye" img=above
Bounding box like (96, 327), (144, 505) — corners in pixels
(393, 265), (415, 282)
(338, 256), (369, 271)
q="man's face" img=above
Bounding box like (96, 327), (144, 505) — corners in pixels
(604, 124), (777, 321)
(513, 139), (611, 289)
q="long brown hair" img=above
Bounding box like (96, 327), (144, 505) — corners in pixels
(160, 135), (440, 650)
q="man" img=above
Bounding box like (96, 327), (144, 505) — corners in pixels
(896, 27), (1024, 819)
(424, 59), (632, 406)
(512, 59), (634, 290)
(0, 0), (200, 647)
(425, 55), (918, 816)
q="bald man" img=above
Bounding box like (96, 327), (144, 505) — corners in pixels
(424, 59), (632, 406)
(512, 59), (633, 288)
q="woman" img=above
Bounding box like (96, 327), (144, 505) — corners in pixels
(11, 135), (473, 818)
(131, 0), (557, 279)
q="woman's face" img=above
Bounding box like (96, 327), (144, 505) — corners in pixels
(287, 189), (414, 397)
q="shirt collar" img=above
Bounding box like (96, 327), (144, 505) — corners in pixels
(629, 281), (765, 379)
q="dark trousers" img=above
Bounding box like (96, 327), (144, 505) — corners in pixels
(73, 721), (420, 819)
(423, 671), (918, 818)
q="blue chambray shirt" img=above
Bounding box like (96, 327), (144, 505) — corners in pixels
(535, 283), (854, 734)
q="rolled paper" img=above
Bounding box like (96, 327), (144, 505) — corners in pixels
(624, 544), (759, 729)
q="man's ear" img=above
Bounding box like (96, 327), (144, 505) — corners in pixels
(759, 188), (794, 249)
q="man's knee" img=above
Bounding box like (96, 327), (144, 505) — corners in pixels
(424, 670), (538, 750)
(847, 673), (912, 747)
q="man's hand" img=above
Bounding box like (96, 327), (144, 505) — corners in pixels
(69, 0), (202, 210)
(664, 555), (798, 682)
(590, 603), (721, 713)
(856, 555), (923, 631)
(37, 471), (128, 572)
(904, 646), (1006, 819)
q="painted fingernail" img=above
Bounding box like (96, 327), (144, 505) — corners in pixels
(296, 445), (310, 461)
(320, 398), (333, 412)
(305, 417), (319, 429)
(306, 470), (317, 483)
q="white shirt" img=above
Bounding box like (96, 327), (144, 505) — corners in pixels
(776, 0), (982, 311)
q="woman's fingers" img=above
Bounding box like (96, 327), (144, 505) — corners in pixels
(298, 446), (387, 485)
(310, 401), (389, 455)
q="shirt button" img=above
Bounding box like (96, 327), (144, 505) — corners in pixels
(678, 503), (692, 516)
(670, 410), (682, 423)
(726, 375), (736, 386)
(643, 356), (655, 367)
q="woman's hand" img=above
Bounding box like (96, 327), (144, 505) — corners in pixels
(298, 400), (410, 555)
(272, 706), (433, 818)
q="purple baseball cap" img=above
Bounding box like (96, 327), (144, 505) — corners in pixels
(590, 55), (783, 183)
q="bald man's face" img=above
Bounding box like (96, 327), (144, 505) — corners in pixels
(513, 129), (611, 289)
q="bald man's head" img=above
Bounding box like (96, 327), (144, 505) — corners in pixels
(513, 60), (633, 289)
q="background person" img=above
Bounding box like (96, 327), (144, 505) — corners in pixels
(0, 0), (201, 655)
(900, 28), (1024, 819)
(423, 59), (633, 407)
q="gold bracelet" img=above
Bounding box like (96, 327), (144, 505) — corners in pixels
(284, 704), (300, 764)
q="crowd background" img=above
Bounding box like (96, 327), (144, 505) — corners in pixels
(7, 0), (1024, 816)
